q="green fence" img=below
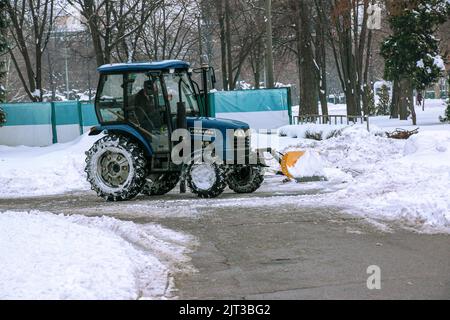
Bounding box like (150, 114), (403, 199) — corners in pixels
(0, 101), (98, 145)
(208, 88), (292, 129)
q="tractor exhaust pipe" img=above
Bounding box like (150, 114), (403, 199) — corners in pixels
(201, 63), (209, 117)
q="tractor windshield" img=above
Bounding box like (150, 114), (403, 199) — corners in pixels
(164, 73), (200, 116)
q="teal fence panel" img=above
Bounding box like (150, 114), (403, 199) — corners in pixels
(208, 88), (292, 129)
(0, 102), (52, 126)
(208, 88), (290, 114)
(0, 101), (98, 127)
(0, 101), (99, 146)
(54, 101), (80, 125)
(80, 102), (99, 127)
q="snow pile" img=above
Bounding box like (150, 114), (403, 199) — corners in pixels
(0, 133), (101, 198)
(313, 125), (398, 173)
(347, 131), (450, 230)
(287, 150), (326, 180)
(0, 211), (195, 299)
(281, 125), (450, 231)
(280, 125), (394, 174)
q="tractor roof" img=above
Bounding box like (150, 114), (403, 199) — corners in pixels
(97, 60), (190, 74)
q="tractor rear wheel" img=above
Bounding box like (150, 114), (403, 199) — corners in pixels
(226, 165), (265, 194)
(85, 134), (147, 201)
(141, 173), (180, 196)
(186, 162), (227, 198)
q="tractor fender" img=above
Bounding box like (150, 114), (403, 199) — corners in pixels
(88, 125), (153, 157)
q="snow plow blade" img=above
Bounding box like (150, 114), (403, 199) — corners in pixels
(280, 151), (305, 179)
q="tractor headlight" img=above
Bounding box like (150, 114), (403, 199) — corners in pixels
(234, 129), (247, 138)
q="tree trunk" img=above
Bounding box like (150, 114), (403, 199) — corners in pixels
(9, 28), (36, 99)
(343, 32), (359, 116)
(345, 87), (358, 117)
(390, 80), (400, 118)
(398, 78), (413, 120)
(265, 0), (274, 88)
(252, 2), (264, 90)
(297, 0), (318, 116)
(315, 9), (328, 118)
(252, 45), (262, 89)
(225, 0), (233, 90)
(409, 86), (417, 125)
(85, 3), (105, 66)
(362, 29), (373, 116)
(35, 47), (43, 101)
(362, 87), (371, 117)
(216, 0), (228, 90)
(46, 49), (56, 101)
(319, 84), (328, 117)
(335, 15), (358, 117)
(410, 101), (417, 125)
(254, 68), (260, 89)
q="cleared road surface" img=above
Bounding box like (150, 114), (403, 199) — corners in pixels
(1, 179), (449, 299)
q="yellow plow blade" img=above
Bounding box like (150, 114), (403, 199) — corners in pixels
(280, 151), (305, 179)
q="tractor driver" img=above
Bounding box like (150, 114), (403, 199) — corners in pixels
(135, 79), (156, 113)
(133, 79), (162, 132)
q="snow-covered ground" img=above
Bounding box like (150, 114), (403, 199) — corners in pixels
(259, 99), (450, 232)
(0, 210), (195, 299)
(277, 126), (450, 232)
(0, 134), (102, 197)
(369, 98), (449, 131)
(292, 98), (448, 131)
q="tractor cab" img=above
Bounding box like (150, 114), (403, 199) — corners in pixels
(86, 60), (265, 201)
(95, 60), (200, 155)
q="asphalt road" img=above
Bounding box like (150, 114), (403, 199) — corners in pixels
(1, 180), (449, 300)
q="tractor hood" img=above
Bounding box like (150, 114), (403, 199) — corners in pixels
(186, 117), (249, 131)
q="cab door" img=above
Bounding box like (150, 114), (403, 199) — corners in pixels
(127, 73), (170, 154)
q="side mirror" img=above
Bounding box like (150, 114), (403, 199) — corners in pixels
(177, 101), (187, 129)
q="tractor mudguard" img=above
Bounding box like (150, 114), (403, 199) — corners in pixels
(88, 125), (153, 157)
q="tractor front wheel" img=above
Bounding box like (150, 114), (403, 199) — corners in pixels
(226, 165), (265, 194)
(186, 162), (227, 198)
(85, 134), (147, 201)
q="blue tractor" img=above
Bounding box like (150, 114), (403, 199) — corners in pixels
(85, 60), (265, 201)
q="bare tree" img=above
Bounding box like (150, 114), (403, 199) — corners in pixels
(247, 0), (265, 88)
(317, 0), (373, 117)
(0, 0), (7, 103)
(213, 0), (266, 90)
(296, 0), (318, 116)
(213, 0), (228, 89)
(264, 0), (274, 88)
(138, 0), (199, 62)
(69, 0), (161, 66)
(315, 0), (328, 117)
(229, 1), (266, 89)
(5, 0), (56, 101)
